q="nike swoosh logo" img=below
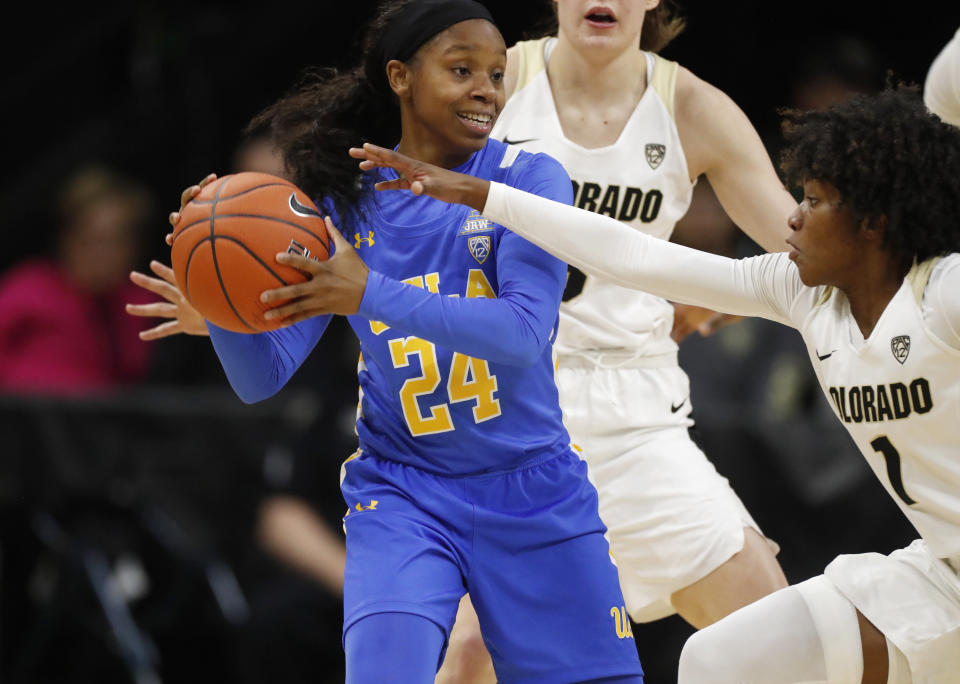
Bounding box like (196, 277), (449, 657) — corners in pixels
(816, 349), (837, 361)
(502, 137), (537, 145)
(289, 193), (322, 218)
(670, 398), (688, 413)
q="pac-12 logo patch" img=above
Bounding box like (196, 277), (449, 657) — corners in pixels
(891, 335), (911, 364)
(645, 143), (666, 169)
(468, 235), (491, 264)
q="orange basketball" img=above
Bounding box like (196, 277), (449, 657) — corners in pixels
(170, 172), (331, 333)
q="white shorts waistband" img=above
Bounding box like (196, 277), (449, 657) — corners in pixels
(558, 351), (679, 370)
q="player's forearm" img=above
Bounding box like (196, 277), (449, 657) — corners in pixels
(481, 182), (789, 321)
(207, 318), (328, 402)
(258, 496), (345, 595)
(357, 269), (560, 367)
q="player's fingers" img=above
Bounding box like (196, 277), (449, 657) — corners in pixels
(324, 217), (351, 251)
(180, 185), (198, 210)
(260, 281), (309, 305)
(169, 211), (179, 227)
(139, 320), (183, 340)
(126, 301), (178, 318)
(374, 179), (412, 192)
(199, 172), (217, 187)
(275, 251), (321, 275)
(262, 298), (315, 321)
(129, 270), (180, 301)
(149, 260), (178, 284)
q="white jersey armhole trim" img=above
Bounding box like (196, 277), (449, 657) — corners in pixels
(498, 145), (522, 168)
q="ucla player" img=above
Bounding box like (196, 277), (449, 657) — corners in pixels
(160, 1), (644, 682)
(434, 2), (792, 678)
(353, 84), (960, 683)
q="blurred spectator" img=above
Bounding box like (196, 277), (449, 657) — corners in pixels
(0, 164), (159, 395)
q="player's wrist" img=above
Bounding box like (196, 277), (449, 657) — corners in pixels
(457, 176), (490, 212)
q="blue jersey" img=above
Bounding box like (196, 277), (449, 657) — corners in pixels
(208, 139), (574, 475)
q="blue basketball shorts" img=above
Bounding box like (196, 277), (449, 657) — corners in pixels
(340, 449), (644, 683)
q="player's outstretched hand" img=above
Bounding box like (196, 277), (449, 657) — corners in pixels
(349, 143), (490, 211)
(127, 260), (209, 339)
(671, 303), (744, 342)
(261, 217), (370, 324)
(165, 173), (218, 246)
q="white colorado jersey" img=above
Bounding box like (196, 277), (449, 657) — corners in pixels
(492, 38), (694, 361)
(481, 182), (960, 558)
(801, 258), (960, 558)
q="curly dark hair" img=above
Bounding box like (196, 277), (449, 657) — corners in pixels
(244, 0), (411, 231)
(527, 0), (686, 53)
(779, 84), (960, 264)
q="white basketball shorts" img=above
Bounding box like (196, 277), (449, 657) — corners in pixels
(557, 361), (779, 623)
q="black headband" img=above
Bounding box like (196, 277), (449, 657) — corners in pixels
(379, 0), (496, 73)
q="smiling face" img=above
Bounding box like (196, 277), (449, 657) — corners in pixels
(786, 179), (865, 287)
(390, 18), (506, 168)
(554, 0), (656, 55)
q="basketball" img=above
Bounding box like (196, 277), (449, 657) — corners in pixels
(170, 172), (331, 333)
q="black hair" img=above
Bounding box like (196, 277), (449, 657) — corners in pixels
(779, 83), (960, 265)
(527, 0), (686, 53)
(245, 0), (412, 231)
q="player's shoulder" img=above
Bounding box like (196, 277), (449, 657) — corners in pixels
(673, 62), (736, 121)
(484, 139), (569, 191)
(505, 37), (551, 98)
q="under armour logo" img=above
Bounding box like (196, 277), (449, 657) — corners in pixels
(354, 231), (375, 248)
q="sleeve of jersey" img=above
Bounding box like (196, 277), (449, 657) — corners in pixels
(925, 255), (960, 350)
(924, 28), (960, 127)
(206, 303), (333, 404)
(356, 155), (571, 368)
(481, 181), (806, 327)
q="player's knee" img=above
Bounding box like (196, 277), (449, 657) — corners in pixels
(677, 625), (735, 683)
(436, 621), (494, 684)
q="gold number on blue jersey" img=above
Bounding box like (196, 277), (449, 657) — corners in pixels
(448, 353), (501, 422)
(389, 337), (502, 437)
(389, 337), (454, 436)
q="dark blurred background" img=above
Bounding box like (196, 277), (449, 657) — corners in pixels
(1, 1), (958, 682)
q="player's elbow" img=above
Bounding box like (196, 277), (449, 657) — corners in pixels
(232, 385), (275, 405)
(227, 375), (283, 404)
(495, 332), (549, 368)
